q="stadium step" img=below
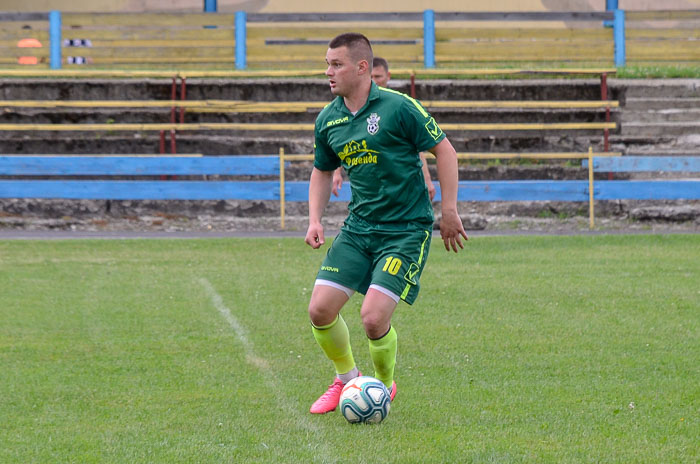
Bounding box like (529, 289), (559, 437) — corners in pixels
(0, 107), (618, 125)
(0, 77), (697, 159)
(625, 97), (700, 110)
(0, 134), (615, 156)
(617, 78), (700, 99)
(621, 108), (700, 123)
(621, 121), (700, 137)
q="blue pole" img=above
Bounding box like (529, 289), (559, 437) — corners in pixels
(203, 0), (217, 28)
(423, 9), (435, 69)
(49, 10), (61, 69)
(204, 0), (217, 12)
(604, 0), (617, 27)
(613, 9), (626, 67)
(235, 11), (247, 69)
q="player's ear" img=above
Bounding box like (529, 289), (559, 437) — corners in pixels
(357, 59), (369, 75)
(387, 71), (391, 80)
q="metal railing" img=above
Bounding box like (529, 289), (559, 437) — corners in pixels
(279, 148), (622, 229)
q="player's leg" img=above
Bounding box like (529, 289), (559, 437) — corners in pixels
(309, 283), (360, 414)
(308, 230), (371, 413)
(363, 227), (432, 400)
(361, 287), (399, 398)
(309, 283), (358, 379)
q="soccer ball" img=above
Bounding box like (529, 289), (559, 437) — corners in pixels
(339, 376), (391, 424)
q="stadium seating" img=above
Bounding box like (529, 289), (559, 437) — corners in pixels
(1, 10), (698, 69)
(0, 68), (619, 154)
(0, 9), (697, 230)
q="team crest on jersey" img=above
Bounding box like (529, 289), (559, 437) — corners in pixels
(366, 113), (381, 135)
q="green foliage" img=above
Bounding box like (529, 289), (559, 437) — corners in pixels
(616, 65), (700, 79)
(406, 64), (700, 80)
(537, 209), (573, 219)
(1, 235), (698, 463)
(9, 64), (700, 81)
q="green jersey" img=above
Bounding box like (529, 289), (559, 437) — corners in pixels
(314, 82), (445, 226)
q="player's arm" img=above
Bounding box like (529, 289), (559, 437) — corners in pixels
(428, 138), (468, 252)
(419, 152), (436, 201)
(305, 167), (334, 249)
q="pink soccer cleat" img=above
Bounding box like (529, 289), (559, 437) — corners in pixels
(310, 377), (345, 414)
(389, 381), (397, 401)
(310, 372), (363, 414)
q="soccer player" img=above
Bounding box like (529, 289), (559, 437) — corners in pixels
(305, 32), (467, 414)
(332, 56), (437, 201)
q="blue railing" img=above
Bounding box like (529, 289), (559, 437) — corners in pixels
(2, 155), (698, 202)
(1, 155), (698, 231)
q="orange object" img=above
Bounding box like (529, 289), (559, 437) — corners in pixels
(17, 38), (42, 48)
(17, 38), (42, 65)
(18, 56), (39, 65)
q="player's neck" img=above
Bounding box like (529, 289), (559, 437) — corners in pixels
(343, 79), (372, 114)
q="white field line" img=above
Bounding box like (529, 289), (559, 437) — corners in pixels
(197, 277), (338, 464)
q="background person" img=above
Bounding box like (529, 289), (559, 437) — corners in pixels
(305, 32), (467, 415)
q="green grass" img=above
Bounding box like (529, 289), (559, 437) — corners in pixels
(616, 65), (700, 79)
(395, 64), (700, 79)
(4, 64), (700, 79)
(1, 235), (698, 463)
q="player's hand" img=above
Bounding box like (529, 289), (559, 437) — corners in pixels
(427, 181), (436, 201)
(305, 222), (326, 249)
(331, 171), (343, 197)
(439, 209), (468, 253)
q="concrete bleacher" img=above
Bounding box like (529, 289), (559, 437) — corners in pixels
(2, 75), (696, 228)
(0, 76), (623, 163)
(614, 79), (700, 158)
(1, 71), (697, 160)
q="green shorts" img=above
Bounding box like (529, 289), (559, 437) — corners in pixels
(316, 215), (432, 305)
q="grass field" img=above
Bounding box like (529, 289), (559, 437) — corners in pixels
(1, 234), (698, 463)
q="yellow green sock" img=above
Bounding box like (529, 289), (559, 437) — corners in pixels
(312, 314), (356, 375)
(368, 325), (397, 388)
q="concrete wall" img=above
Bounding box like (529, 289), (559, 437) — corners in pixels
(3, 0), (699, 12)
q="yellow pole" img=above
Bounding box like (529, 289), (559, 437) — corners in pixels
(588, 146), (595, 229)
(279, 147), (286, 230)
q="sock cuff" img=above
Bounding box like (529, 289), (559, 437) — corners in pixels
(368, 325), (395, 342)
(311, 314), (340, 331)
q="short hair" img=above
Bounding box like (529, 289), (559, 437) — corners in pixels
(373, 57), (389, 72)
(328, 32), (373, 69)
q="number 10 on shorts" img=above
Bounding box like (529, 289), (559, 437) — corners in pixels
(382, 256), (402, 275)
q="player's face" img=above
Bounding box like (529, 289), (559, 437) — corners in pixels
(371, 66), (390, 87)
(325, 46), (362, 97)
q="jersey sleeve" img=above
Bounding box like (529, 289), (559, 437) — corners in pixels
(313, 120), (341, 171)
(399, 97), (446, 153)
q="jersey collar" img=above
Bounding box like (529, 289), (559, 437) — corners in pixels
(334, 81), (381, 116)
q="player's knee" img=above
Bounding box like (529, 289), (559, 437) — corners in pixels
(308, 299), (339, 327)
(308, 284), (349, 326)
(361, 313), (389, 339)
(308, 303), (328, 326)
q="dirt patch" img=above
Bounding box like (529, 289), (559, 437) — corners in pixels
(2, 199), (698, 236)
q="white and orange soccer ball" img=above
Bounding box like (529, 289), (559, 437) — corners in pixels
(339, 376), (391, 424)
